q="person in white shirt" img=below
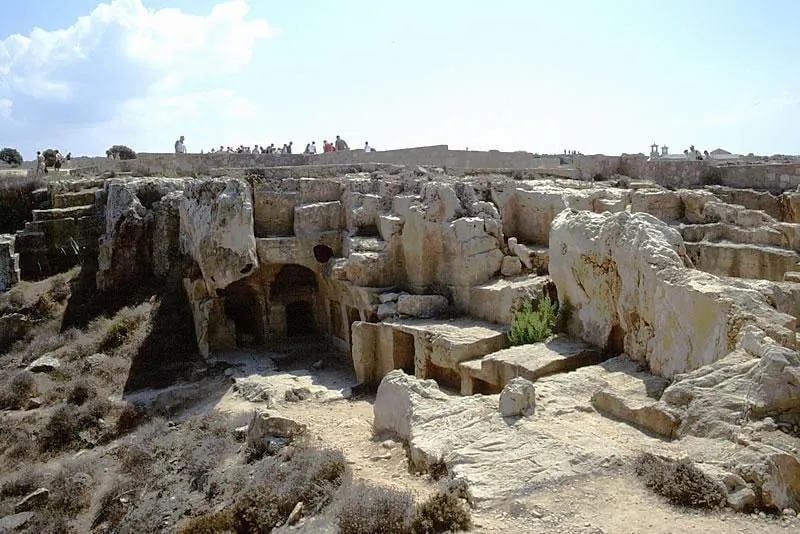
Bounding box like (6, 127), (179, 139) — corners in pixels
(174, 135), (187, 154)
(364, 142), (371, 152)
(309, 141), (317, 155)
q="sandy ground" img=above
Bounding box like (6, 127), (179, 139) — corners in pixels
(175, 344), (798, 534)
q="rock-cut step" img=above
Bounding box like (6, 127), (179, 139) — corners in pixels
(32, 205), (96, 222)
(458, 335), (607, 395)
(52, 188), (100, 208)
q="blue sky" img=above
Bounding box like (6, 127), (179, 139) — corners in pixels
(1, 0), (798, 158)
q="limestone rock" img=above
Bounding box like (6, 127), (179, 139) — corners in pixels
(246, 411), (307, 453)
(500, 256), (523, 277)
(397, 294), (449, 318)
(179, 178), (258, 294)
(377, 302), (398, 320)
(498, 377), (536, 417)
(151, 191), (183, 277)
(14, 488), (49, 513)
(26, 354), (61, 373)
(0, 512), (33, 532)
(549, 209), (795, 378)
(373, 369), (449, 441)
(0, 234), (20, 293)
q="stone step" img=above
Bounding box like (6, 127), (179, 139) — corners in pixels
(381, 317), (509, 390)
(52, 189), (99, 208)
(13, 231), (47, 250)
(32, 205), (96, 222)
(458, 336), (606, 395)
(685, 241), (800, 283)
(587, 356), (677, 439)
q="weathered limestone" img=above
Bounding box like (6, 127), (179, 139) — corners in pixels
(183, 277), (236, 358)
(549, 209), (796, 377)
(396, 294), (449, 318)
(458, 336), (606, 395)
(685, 241), (800, 282)
(97, 177), (188, 289)
(498, 377), (536, 417)
(468, 275), (553, 325)
(0, 234), (20, 292)
(179, 178), (258, 295)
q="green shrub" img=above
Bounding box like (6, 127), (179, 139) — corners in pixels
(107, 145), (137, 160)
(508, 296), (558, 345)
(42, 149), (58, 168)
(633, 452), (726, 509)
(0, 147), (23, 166)
(338, 482), (415, 534)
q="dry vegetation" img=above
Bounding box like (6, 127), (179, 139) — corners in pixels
(0, 172), (44, 233)
(0, 270), (472, 533)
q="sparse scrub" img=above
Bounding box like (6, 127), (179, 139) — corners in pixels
(337, 482), (415, 534)
(178, 510), (235, 534)
(508, 296), (558, 345)
(0, 173), (44, 233)
(0, 465), (41, 498)
(0, 371), (38, 410)
(67, 378), (94, 406)
(40, 404), (82, 452)
(411, 485), (472, 533)
(633, 452), (726, 509)
(116, 401), (150, 434)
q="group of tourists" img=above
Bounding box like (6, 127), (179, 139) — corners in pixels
(34, 149), (70, 174)
(177, 134), (377, 156)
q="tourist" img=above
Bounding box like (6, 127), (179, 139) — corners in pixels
(335, 136), (349, 151)
(35, 151), (44, 175)
(287, 141), (293, 154)
(309, 141), (317, 155)
(304, 143), (311, 155)
(364, 142), (371, 152)
(54, 150), (64, 171)
(175, 135), (187, 154)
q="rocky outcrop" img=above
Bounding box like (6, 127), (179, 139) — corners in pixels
(179, 178), (258, 295)
(96, 177), (188, 290)
(0, 234), (20, 292)
(549, 209), (796, 377)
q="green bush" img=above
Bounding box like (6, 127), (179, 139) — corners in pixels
(42, 149), (58, 168)
(508, 296), (558, 345)
(178, 510), (234, 534)
(107, 145), (137, 160)
(0, 147), (23, 166)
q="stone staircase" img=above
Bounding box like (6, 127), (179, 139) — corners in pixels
(14, 178), (105, 280)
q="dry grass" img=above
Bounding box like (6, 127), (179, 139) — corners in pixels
(633, 452), (727, 509)
(0, 172), (43, 233)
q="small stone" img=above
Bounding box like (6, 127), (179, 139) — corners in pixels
(499, 377), (537, 417)
(379, 292), (400, 303)
(377, 302), (398, 320)
(783, 508), (797, 517)
(381, 440), (396, 450)
(284, 390), (300, 402)
(292, 387), (312, 401)
(25, 397), (42, 410)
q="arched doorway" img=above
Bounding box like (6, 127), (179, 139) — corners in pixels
(270, 264), (319, 339)
(286, 300), (315, 337)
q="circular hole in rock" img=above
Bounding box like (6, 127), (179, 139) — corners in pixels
(313, 245), (334, 264)
(240, 263), (253, 275)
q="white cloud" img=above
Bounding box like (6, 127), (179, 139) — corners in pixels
(0, 0), (273, 154)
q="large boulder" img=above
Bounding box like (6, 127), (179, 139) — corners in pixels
(179, 178), (258, 294)
(548, 209), (795, 377)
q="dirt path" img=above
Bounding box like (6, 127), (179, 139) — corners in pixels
(207, 349), (797, 533)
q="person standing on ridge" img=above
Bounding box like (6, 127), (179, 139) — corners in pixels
(335, 135), (349, 151)
(175, 135), (187, 154)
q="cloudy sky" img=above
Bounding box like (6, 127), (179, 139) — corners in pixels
(1, 0), (798, 158)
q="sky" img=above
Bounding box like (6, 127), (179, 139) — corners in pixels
(0, 0), (798, 158)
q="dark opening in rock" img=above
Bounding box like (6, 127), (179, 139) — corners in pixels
(313, 245), (334, 264)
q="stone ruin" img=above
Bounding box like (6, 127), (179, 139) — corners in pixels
(1, 150), (799, 513)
